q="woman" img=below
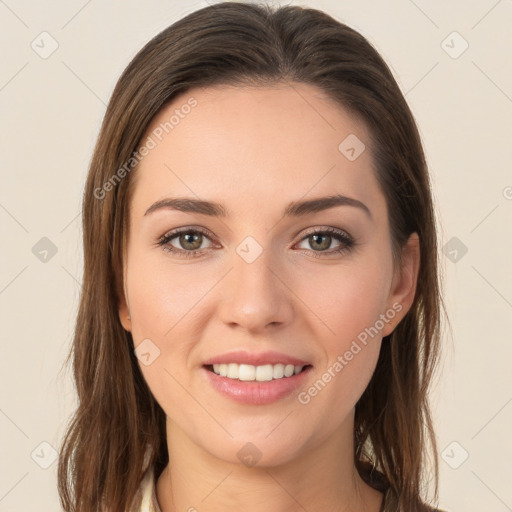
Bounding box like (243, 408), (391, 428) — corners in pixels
(58, 3), (447, 511)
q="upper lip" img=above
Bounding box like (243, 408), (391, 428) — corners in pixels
(203, 350), (311, 367)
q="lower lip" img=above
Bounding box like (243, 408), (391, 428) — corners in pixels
(202, 366), (312, 405)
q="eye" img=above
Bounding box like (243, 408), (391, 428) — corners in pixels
(156, 226), (356, 259)
(157, 227), (216, 259)
(294, 227), (355, 257)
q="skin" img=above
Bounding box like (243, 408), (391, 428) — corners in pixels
(118, 82), (420, 512)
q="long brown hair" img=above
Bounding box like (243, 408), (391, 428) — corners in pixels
(58, 2), (446, 510)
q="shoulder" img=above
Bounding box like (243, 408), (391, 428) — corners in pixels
(358, 462), (449, 512)
(129, 465), (162, 512)
(380, 489), (449, 512)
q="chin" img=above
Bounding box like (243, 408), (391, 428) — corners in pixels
(199, 425), (310, 469)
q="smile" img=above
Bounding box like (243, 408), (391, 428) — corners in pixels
(202, 364), (313, 405)
(208, 363), (308, 381)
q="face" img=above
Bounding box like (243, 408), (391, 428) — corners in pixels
(119, 82), (418, 467)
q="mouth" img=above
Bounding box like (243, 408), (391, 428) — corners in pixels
(203, 363), (313, 382)
(201, 363), (313, 405)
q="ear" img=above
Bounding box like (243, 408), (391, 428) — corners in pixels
(118, 296), (132, 332)
(117, 271), (132, 332)
(381, 232), (420, 337)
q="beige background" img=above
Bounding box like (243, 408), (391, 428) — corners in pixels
(1, 0), (511, 510)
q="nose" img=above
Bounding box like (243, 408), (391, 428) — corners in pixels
(216, 246), (294, 333)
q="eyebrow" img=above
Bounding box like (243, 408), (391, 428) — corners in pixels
(144, 193), (372, 220)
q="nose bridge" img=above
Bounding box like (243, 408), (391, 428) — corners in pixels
(217, 237), (293, 330)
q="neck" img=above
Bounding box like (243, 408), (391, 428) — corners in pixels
(156, 413), (383, 512)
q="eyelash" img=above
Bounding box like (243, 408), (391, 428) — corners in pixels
(156, 226), (356, 259)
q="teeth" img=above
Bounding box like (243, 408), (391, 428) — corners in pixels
(211, 363), (304, 381)
(273, 364), (284, 379)
(255, 364), (272, 381)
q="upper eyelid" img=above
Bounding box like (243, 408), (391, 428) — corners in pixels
(159, 226), (218, 245)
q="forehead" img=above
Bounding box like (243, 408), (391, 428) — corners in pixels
(130, 82), (385, 220)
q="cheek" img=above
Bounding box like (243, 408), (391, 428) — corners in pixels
(125, 251), (214, 343)
(125, 255), (206, 425)
(298, 338), (381, 436)
(124, 249), (230, 414)
(296, 272), (386, 421)
(294, 256), (390, 410)
(304, 254), (392, 344)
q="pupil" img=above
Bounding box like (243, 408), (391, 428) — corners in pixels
(312, 234), (330, 250)
(182, 233), (201, 249)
